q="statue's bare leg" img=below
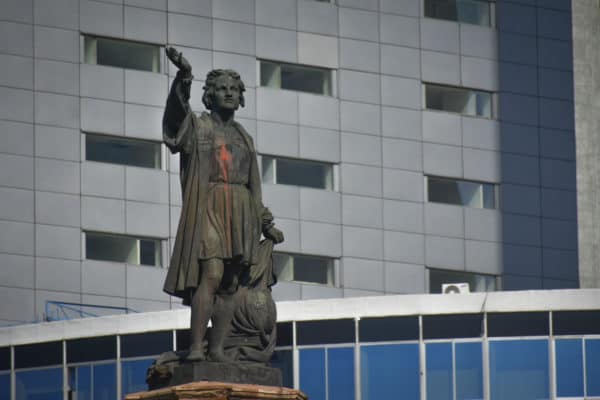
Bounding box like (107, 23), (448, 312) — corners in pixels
(188, 258), (224, 361)
(208, 263), (242, 362)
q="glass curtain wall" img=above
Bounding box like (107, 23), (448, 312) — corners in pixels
(3, 312), (600, 400)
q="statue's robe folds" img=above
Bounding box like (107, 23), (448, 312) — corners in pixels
(162, 72), (266, 305)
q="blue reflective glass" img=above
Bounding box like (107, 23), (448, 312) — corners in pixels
(0, 373), (10, 400)
(456, 342), (483, 400)
(328, 347), (354, 400)
(122, 358), (154, 396)
(93, 363), (117, 400)
(556, 339), (583, 397)
(271, 350), (293, 388)
(300, 348), (326, 400)
(489, 340), (549, 400)
(426, 342), (453, 400)
(361, 344), (420, 400)
(16, 367), (63, 400)
(71, 365), (92, 400)
(586, 339), (600, 396)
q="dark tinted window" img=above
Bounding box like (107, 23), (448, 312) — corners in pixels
(553, 311), (600, 335)
(176, 329), (191, 351)
(276, 322), (293, 347)
(297, 319), (355, 345)
(263, 156), (334, 190)
(86, 134), (161, 169)
(121, 331), (172, 358)
(260, 60), (332, 96)
(359, 316), (419, 342)
(15, 341), (62, 369)
(67, 336), (116, 363)
(84, 36), (160, 72)
(0, 347), (10, 371)
(423, 314), (483, 339)
(487, 312), (549, 337)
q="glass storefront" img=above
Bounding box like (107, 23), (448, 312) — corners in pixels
(2, 311), (600, 400)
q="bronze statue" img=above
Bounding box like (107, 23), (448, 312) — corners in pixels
(161, 47), (284, 365)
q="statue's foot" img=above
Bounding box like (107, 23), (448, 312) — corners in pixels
(186, 348), (207, 361)
(208, 349), (233, 363)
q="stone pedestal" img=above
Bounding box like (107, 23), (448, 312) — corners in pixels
(125, 381), (307, 400)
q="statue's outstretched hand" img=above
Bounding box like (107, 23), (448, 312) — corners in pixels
(166, 47), (192, 74)
(264, 226), (284, 244)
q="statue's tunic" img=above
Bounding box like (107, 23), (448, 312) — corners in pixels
(162, 72), (264, 303)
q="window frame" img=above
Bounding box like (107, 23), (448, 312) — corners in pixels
(422, 0), (496, 27)
(425, 176), (499, 210)
(261, 155), (338, 191)
(258, 59), (337, 97)
(272, 252), (338, 287)
(423, 83), (496, 119)
(82, 231), (166, 268)
(427, 267), (500, 294)
(80, 34), (164, 73)
(82, 132), (166, 170)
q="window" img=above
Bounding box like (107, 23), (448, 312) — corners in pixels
(262, 156), (334, 190)
(360, 344), (420, 400)
(68, 363), (117, 400)
(84, 35), (161, 72)
(273, 253), (335, 286)
(299, 347), (355, 400)
(489, 340), (549, 400)
(85, 232), (162, 267)
(429, 268), (497, 293)
(425, 0), (492, 26)
(425, 83), (492, 118)
(260, 60), (333, 96)
(427, 176), (497, 209)
(85, 133), (162, 169)
(426, 341), (484, 400)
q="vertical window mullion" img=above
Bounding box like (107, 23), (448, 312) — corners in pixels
(452, 342), (456, 400)
(583, 338), (588, 398)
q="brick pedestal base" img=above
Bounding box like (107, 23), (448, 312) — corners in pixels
(125, 381), (307, 400)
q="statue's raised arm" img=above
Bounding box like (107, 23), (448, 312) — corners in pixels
(166, 47), (192, 76)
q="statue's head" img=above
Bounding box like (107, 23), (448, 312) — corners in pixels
(202, 69), (246, 112)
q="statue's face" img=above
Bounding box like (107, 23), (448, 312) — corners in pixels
(213, 74), (240, 111)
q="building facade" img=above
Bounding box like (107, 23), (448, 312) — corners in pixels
(0, 0), (579, 326)
(1, 289), (599, 399)
(573, 0), (600, 288)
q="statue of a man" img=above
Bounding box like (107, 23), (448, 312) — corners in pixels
(162, 47), (284, 363)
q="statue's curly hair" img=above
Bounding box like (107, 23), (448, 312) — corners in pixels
(202, 69), (245, 110)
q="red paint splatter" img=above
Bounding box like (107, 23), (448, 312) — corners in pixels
(217, 139), (233, 246)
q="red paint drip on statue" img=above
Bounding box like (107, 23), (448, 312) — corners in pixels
(217, 142), (233, 246)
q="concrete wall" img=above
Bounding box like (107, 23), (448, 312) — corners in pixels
(573, 0), (600, 288)
(0, 0), (580, 325)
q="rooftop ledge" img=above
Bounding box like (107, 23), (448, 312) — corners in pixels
(2, 288), (599, 347)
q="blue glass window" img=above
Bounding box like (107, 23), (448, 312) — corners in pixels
(69, 363), (116, 400)
(271, 350), (293, 388)
(328, 347), (354, 400)
(361, 344), (420, 400)
(0, 373), (10, 400)
(555, 339), (583, 397)
(93, 363), (117, 400)
(122, 358), (154, 396)
(16, 367), (63, 400)
(70, 365), (91, 400)
(489, 340), (549, 400)
(300, 348), (326, 400)
(426, 342), (453, 400)
(455, 342), (483, 400)
(586, 339), (600, 396)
